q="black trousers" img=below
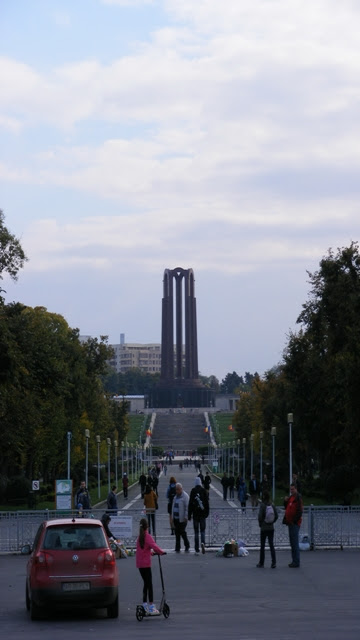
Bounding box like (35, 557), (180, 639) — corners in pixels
(259, 529), (276, 565)
(139, 567), (153, 603)
(173, 519), (190, 551)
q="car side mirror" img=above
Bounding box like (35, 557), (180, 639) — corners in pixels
(21, 544), (32, 555)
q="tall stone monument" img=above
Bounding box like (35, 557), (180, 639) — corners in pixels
(149, 267), (214, 408)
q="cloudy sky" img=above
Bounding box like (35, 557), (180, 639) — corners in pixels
(1, 0), (360, 382)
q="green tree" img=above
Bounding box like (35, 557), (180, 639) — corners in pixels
(0, 210), (27, 295)
(284, 242), (360, 476)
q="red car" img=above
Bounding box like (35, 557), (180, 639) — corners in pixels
(23, 517), (119, 620)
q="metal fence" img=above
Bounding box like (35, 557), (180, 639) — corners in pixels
(1, 506), (360, 553)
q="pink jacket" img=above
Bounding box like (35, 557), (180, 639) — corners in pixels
(136, 531), (164, 568)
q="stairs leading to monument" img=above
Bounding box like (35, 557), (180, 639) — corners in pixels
(151, 413), (209, 453)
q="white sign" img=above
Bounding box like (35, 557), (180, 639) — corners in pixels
(32, 480), (40, 491)
(110, 516), (133, 539)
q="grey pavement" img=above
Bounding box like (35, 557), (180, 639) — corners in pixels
(2, 465), (359, 638)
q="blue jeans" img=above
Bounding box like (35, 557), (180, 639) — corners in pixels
(288, 524), (300, 566)
(193, 517), (206, 552)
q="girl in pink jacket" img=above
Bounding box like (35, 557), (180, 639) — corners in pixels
(136, 518), (166, 614)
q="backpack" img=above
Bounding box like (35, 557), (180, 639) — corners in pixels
(264, 504), (275, 524)
(168, 485), (176, 504)
(194, 493), (205, 512)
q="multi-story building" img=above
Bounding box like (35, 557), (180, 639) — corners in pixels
(108, 342), (162, 374)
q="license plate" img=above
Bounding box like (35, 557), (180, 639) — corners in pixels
(62, 582), (90, 592)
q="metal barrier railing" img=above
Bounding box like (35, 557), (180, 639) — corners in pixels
(1, 506), (360, 553)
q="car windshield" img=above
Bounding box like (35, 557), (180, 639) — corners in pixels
(43, 525), (107, 550)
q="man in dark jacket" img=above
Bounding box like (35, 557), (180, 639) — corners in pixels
(107, 485), (118, 513)
(75, 481), (92, 512)
(188, 478), (209, 554)
(256, 490), (278, 568)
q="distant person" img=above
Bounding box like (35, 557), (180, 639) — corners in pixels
(237, 476), (247, 512)
(221, 472), (229, 500)
(204, 471), (211, 495)
(139, 472), (147, 498)
(249, 474), (259, 509)
(106, 485), (118, 513)
(170, 483), (190, 553)
(166, 476), (177, 535)
(256, 490), (278, 568)
(75, 480), (92, 512)
(283, 483), (304, 568)
(144, 484), (158, 536)
(188, 478), (209, 554)
(122, 473), (129, 499)
(228, 472), (235, 499)
(260, 474), (270, 498)
(136, 518), (166, 615)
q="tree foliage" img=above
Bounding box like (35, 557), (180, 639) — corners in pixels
(0, 303), (129, 487)
(0, 210), (27, 295)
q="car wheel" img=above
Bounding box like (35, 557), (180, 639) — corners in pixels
(30, 597), (44, 621)
(25, 583), (30, 611)
(107, 595), (118, 618)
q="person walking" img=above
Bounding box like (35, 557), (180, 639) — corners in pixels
(170, 482), (190, 552)
(188, 477), (209, 555)
(144, 483), (158, 536)
(283, 483), (304, 568)
(136, 518), (166, 615)
(228, 472), (235, 499)
(221, 472), (229, 500)
(256, 490), (278, 568)
(203, 471), (211, 496)
(166, 476), (177, 535)
(249, 474), (259, 509)
(75, 480), (92, 513)
(106, 485), (118, 513)
(122, 473), (129, 499)
(237, 476), (247, 512)
(139, 472), (147, 498)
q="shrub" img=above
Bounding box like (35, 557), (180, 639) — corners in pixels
(6, 476), (31, 500)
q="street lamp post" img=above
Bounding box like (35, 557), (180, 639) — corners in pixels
(237, 439), (240, 476)
(121, 441), (124, 480)
(114, 440), (118, 488)
(96, 435), (101, 500)
(85, 429), (90, 488)
(271, 427), (277, 502)
(250, 433), (254, 477)
(259, 431), (263, 484)
(288, 413), (293, 484)
(106, 438), (111, 493)
(67, 431), (72, 480)
(242, 438), (246, 480)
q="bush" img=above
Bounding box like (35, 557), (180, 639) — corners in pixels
(6, 476), (31, 501)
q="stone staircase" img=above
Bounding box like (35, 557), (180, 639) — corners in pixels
(151, 412), (209, 453)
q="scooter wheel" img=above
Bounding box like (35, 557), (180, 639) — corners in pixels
(163, 602), (170, 618)
(136, 605), (145, 621)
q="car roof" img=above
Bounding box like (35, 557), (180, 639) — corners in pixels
(43, 518), (103, 528)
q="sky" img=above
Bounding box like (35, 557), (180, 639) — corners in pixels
(1, 0), (360, 382)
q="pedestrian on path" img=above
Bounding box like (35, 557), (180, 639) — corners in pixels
(256, 490), (278, 568)
(171, 482), (190, 552)
(283, 483), (303, 568)
(136, 518), (166, 615)
(166, 476), (177, 535)
(221, 472), (229, 500)
(188, 477), (209, 554)
(122, 473), (129, 499)
(144, 484), (158, 536)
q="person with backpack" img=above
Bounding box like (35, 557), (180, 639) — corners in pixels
(188, 477), (209, 554)
(256, 490), (278, 568)
(166, 476), (177, 535)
